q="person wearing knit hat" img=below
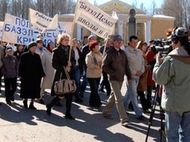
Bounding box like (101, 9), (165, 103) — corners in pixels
(36, 34), (43, 42)
(28, 42), (37, 50)
(102, 34), (132, 127)
(36, 37), (43, 42)
(19, 41), (45, 109)
(89, 41), (99, 51)
(6, 46), (13, 52)
(86, 41), (103, 108)
(2, 44), (17, 105)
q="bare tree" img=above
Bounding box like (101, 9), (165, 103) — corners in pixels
(161, 0), (185, 27)
(151, 0), (157, 15)
(139, 2), (147, 13)
(0, 0), (76, 20)
(0, 0), (9, 20)
(181, 0), (190, 28)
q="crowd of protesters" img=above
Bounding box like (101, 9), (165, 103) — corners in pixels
(0, 33), (156, 121)
(0, 27), (190, 141)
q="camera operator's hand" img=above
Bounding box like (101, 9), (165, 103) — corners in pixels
(156, 52), (164, 65)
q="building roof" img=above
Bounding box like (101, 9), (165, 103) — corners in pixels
(152, 15), (175, 19)
(98, 0), (145, 14)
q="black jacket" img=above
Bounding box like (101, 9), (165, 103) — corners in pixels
(52, 44), (75, 82)
(81, 44), (90, 72)
(19, 51), (45, 99)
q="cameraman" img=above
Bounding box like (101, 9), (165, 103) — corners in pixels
(153, 27), (190, 142)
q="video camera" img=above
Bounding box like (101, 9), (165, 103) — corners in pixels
(151, 39), (173, 56)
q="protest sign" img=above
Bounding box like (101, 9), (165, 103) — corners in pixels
(58, 22), (73, 35)
(2, 13), (72, 46)
(74, 0), (117, 39)
(0, 21), (4, 40)
(29, 8), (54, 32)
(2, 13), (35, 45)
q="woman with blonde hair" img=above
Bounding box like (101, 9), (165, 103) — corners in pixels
(46, 33), (76, 120)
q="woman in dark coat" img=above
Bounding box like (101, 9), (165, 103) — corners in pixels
(19, 42), (45, 109)
(46, 33), (75, 120)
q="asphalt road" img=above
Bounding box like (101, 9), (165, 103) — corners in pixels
(0, 80), (163, 142)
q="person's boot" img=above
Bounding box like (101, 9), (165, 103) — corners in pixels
(6, 98), (11, 105)
(39, 98), (45, 104)
(46, 97), (59, 116)
(29, 101), (37, 110)
(10, 95), (14, 101)
(23, 99), (28, 108)
(46, 104), (52, 116)
(65, 113), (75, 120)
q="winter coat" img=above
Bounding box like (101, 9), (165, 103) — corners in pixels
(51, 44), (75, 96)
(35, 47), (55, 89)
(102, 47), (131, 82)
(146, 50), (156, 87)
(153, 47), (190, 114)
(81, 44), (90, 73)
(2, 55), (17, 78)
(124, 46), (145, 78)
(19, 51), (45, 99)
(86, 51), (103, 78)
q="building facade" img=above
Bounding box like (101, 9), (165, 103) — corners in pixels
(59, 0), (175, 43)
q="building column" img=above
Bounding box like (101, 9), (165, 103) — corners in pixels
(145, 20), (151, 43)
(117, 21), (123, 37)
(76, 24), (82, 41)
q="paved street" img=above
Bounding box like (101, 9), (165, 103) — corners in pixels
(0, 80), (163, 142)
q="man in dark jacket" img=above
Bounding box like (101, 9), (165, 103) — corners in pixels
(102, 35), (131, 127)
(99, 36), (113, 96)
(19, 42), (45, 109)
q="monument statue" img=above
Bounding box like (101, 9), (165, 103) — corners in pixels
(128, 9), (136, 38)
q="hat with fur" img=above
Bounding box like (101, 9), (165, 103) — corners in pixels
(28, 42), (37, 49)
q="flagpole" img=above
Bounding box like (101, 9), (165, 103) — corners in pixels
(102, 11), (117, 56)
(102, 39), (108, 56)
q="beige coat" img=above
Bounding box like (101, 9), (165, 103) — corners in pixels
(36, 47), (55, 89)
(86, 51), (103, 78)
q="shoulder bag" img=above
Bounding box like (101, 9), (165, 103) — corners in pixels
(54, 67), (76, 97)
